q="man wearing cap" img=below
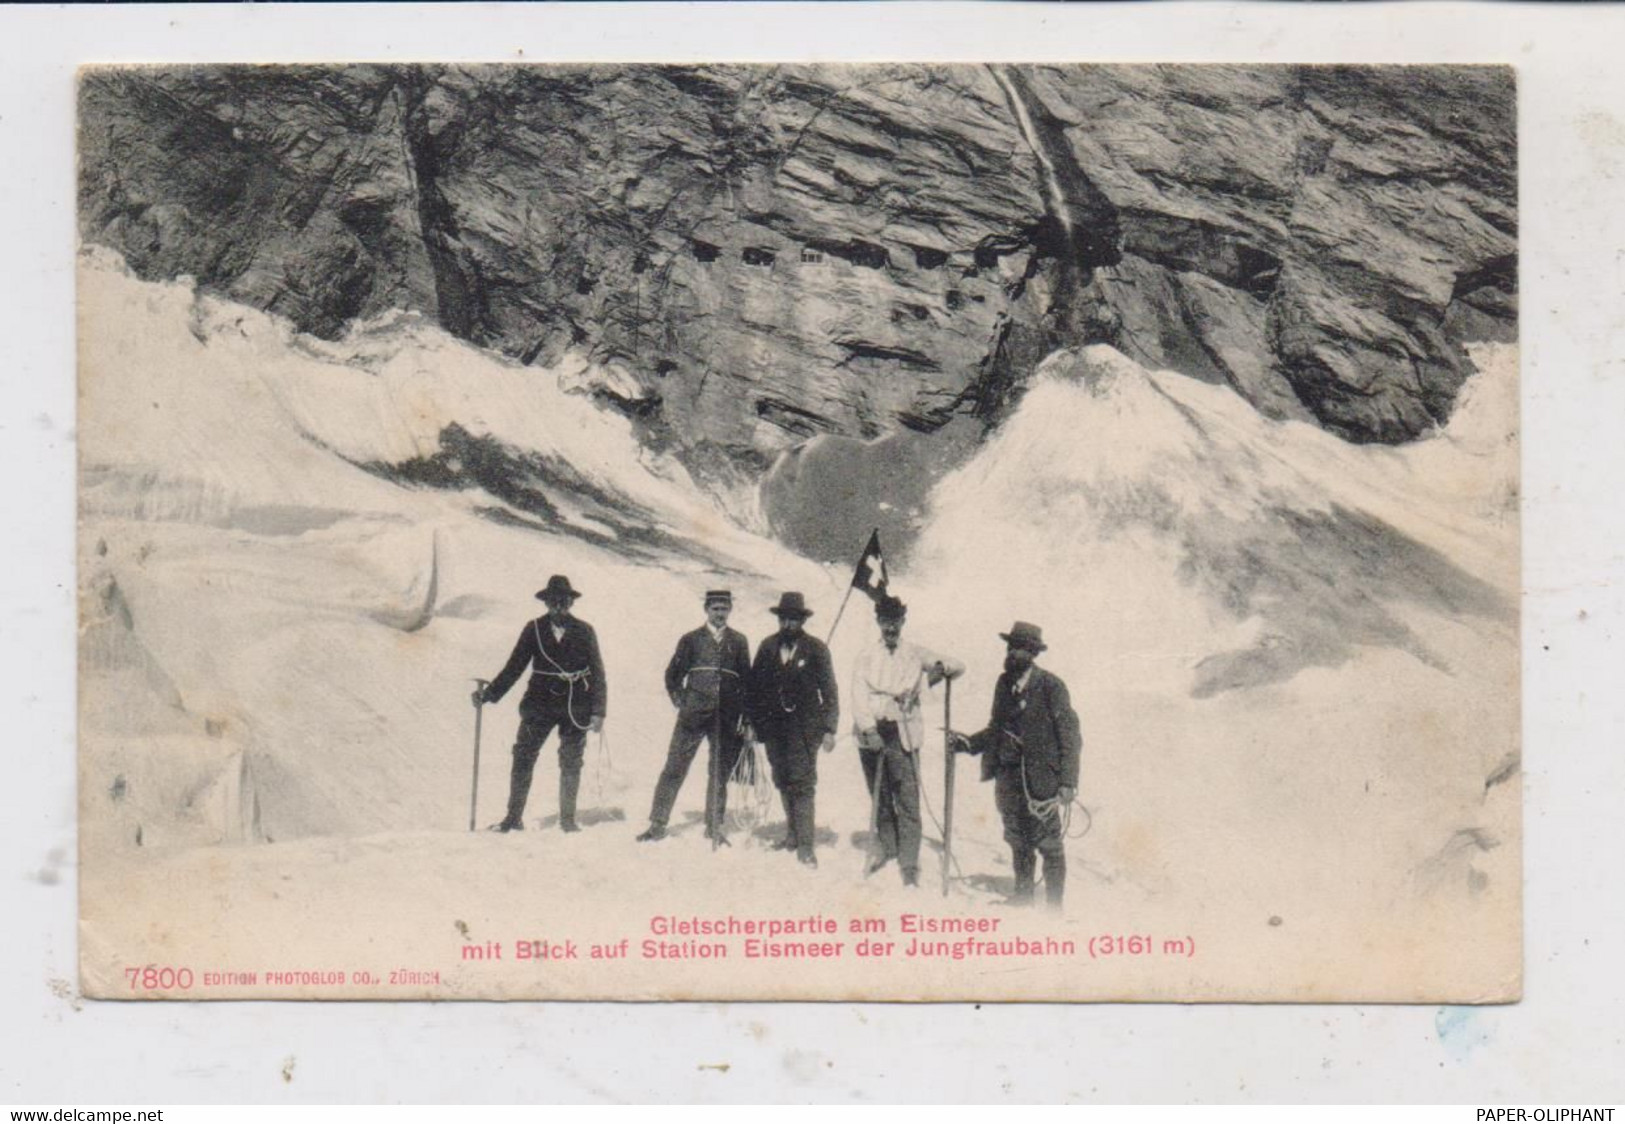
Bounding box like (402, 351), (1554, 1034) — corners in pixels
(746, 593), (839, 866)
(850, 594), (964, 887)
(953, 622), (1080, 908)
(475, 575), (607, 833)
(637, 590), (753, 844)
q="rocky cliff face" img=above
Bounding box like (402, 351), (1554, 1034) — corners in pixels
(79, 64), (1516, 489)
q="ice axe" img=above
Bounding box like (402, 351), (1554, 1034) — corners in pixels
(706, 702), (730, 849)
(469, 678), (490, 831)
(941, 675), (955, 897)
(865, 749), (887, 875)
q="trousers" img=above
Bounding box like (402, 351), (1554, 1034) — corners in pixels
(647, 709), (744, 831)
(860, 720), (922, 876)
(761, 723), (820, 856)
(506, 710), (588, 824)
(993, 763), (1066, 906)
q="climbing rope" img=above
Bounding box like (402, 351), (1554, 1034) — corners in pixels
(1019, 758), (1092, 841)
(728, 736), (776, 840)
(591, 726), (614, 807)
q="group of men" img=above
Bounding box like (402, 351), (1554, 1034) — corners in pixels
(473, 576), (1082, 906)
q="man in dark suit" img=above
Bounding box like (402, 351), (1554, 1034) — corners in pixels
(475, 575), (606, 833)
(954, 621), (1081, 907)
(746, 592), (839, 867)
(637, 590), (752, 844)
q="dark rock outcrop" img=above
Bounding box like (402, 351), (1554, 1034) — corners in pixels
(79, 63), (1516, 479)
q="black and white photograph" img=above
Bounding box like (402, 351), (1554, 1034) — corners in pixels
(73, 61), (1519, 1002)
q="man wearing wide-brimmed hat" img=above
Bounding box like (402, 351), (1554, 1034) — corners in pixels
(746, 592), (839, 866)
(637, 589), (753, 844)
(953, 621), (1080, 907)
(850, 593), (963, 887)
(475, 575), (606, 833)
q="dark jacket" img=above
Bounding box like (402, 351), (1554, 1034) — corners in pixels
(486, 614), (607, 721)
(746, 632), (839, 738)
(966, 665), (1081, 799)
(665, 625), (751, 721)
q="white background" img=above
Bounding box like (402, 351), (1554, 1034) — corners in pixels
(3, 2), (1622, 1104)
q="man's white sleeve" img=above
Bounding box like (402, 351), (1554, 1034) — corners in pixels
(918, 643), (966, 681)
(850, 647), (877, 732)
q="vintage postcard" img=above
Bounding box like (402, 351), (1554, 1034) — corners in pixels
(76, 63), (1518, 1002)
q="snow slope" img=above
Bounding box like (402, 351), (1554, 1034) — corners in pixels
(903, 345), (1519, 990)
(78, 249), (830, 848)
(77, 253), (1519, 1000)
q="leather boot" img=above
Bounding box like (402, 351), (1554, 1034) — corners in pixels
(559, 768), (581, 832)
(773, 790), (798, 850)
(704, 758), (729, 837)
(504, 755), (535, 829)
(1011, 848), (1037, 904)
(1042, 851), (1066, 909)
(791, 790), (817, 864)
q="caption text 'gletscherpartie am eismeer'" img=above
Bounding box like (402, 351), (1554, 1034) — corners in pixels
(120, 915), (1202, 992)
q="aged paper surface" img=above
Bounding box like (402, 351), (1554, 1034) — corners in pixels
(76, 62), (1519, 1002)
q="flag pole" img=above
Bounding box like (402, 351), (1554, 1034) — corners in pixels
(825, 583), (857, 645)
(941, 674), (955, 896)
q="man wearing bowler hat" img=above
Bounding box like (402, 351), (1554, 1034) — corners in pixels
(637, 589), (753, 844)
(953, 621), (1080, 907)
(746, 592), (839, 866)
(475, 575), (606, 833)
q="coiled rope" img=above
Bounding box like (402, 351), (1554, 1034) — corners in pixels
(532, 621), (596, 732)
(591, 726), (614, 806)
(728, 735), (776, 837)
(1018, 756), (1092, 841)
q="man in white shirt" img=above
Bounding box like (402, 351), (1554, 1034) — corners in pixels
(638, 589), (752, 844)
(850, 594), (964, 886)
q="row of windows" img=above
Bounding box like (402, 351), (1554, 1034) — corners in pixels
(691, 239), (951, 272)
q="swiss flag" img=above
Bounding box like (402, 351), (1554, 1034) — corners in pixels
(850, 529), (889, 602)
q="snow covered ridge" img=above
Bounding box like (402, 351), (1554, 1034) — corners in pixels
(77, 246), (744, 549)
(911, 342), (1517, 699)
